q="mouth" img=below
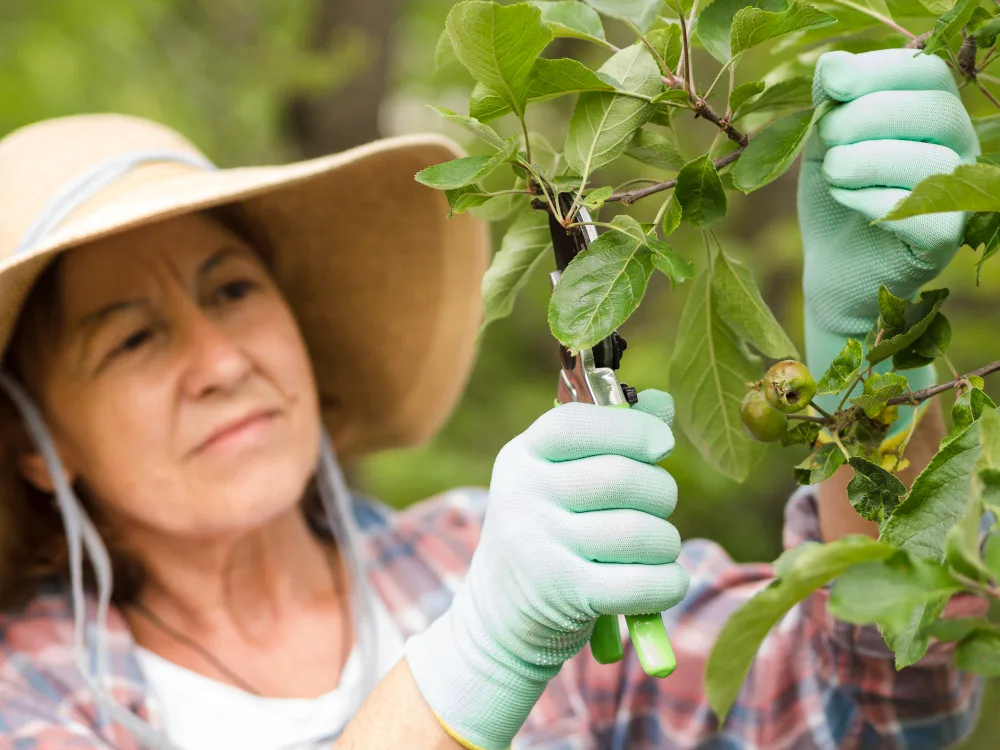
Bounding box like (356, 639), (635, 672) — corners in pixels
(192, 408), (281, 456)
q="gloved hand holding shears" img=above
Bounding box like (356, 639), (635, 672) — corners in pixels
(798, 49), (980, 426)
(404, 386), (688, 749)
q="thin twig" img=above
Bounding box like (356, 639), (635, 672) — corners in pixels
(608, 147), (745, 204)
(826, 0), (917, 40)
(886, 361), (1000, 406)
(809, 401), (836, 421)
(787, 413), (829, 424)
(627, 19), (681, 84)
(678, 11), (695, 99)
(692, 96), (750, 146)
(978, 79), (1000, 109)
(952, 571), (1000, 601)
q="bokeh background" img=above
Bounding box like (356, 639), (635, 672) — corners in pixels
(2, 0), (997, 744)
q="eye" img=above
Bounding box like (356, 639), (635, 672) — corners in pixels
(112, 328), (152, 357)
(212, 279), (257, 304)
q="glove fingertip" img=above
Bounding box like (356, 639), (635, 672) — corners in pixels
(634, 389), (675, 427)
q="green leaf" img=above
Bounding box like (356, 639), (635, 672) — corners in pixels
(926, 617), (995, 642)
(480, 209), (552, 330)
(468, 177), (530, 221)
(985, 531), (1000, 580)
(564, 43), (660, 178)
(414, 137), (519, 190)
(877, 284), (907, 332)
(530, 0), (608, 47)
(649, 240), (696, 287)
(652, 89), (690, 106)
(732, 106), (825, 193)
(730, 0), (837, 57)
(427, 105), (507, 149)
(882, 419), (983, 560)
(847, 456), (906, 525)
(952, 388), (997, 436)
(922, 0), (978, 55)
(829, 553), (961, 632)
(625, 129), (685, 172)
(975, 15), (1000, 47)
(733, 75), (813, 120)
(711, 252), (799, 359)
(729, 81), (766, 116)
(695, 0), (788, 62)
(975, 114), (1000, 149)
(582, 0), (662, 31)
(910, 312), (952, 359)
(548, 214), (655, 352)
(444, 185), (493, 217)
(866, 289), (950, 365)
(527, 131), (561, 177)
(580, 184), (614, 211)
(815, 339), (863, 395)
(660, 195), (683, 237)
(881, 163), (1000, 221)
(793, 443), (846, 485)
(668, 272), (763, 481)
(675, 154), (727, 227)
(646, 24), (683, 71)
(945, 491), (991, 583)
(882, 595), (948, 668)
(706, 536), (894, 721)
(781, 420), (821, 447)
(850, 372), (908, 418)
(955, 630), (1000, 676)
(446, 2), (553, 120)
(434, 28), (459, 73)
(470, 57), (615, 122)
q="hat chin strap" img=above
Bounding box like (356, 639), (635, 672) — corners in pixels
(16, 149), (216, 255)
(0, 372), (376, 747)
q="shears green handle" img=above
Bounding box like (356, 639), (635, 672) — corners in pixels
(551, 394), (676, 677)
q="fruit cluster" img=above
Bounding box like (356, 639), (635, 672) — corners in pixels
(740, 360), (817, 442)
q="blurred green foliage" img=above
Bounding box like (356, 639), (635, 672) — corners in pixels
(2, 0), (998, 744)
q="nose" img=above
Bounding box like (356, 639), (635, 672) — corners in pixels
(180, 308), (252, 399)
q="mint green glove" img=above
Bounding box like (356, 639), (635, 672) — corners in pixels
(404, 390), (688, 750)
(797, 49), (980, 422)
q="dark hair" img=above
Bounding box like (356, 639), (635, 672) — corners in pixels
(0, 204), (329, 609)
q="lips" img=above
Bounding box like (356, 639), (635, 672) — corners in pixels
(192, 408), (280, 455)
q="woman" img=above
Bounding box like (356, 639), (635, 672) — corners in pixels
(0, 49), (984, 750)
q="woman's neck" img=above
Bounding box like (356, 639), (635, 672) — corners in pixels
(120, 504), (353, 696)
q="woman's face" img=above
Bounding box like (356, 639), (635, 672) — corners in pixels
(22, 211), (321, 539)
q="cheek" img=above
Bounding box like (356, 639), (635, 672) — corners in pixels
(248, 299), (320, 424)
(61, 376), (177, 511)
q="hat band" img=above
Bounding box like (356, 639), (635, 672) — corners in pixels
(17, 149), (217, 255)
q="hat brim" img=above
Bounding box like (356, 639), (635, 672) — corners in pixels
(0, 133), (491, 459)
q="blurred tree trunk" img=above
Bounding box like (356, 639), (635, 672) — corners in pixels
(284, 0), (396, 157)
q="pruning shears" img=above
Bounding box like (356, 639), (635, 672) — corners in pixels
(542, 191), (677, 679)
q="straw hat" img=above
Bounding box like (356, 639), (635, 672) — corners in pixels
(0, 113), (490, 461)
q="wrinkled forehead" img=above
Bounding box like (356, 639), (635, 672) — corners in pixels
(57, 212), (252, 315)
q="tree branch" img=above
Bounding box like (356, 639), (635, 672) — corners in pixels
(691, 97), (750, 146)
(609, 147), (744, 204)
(886, 361), (1000, 406)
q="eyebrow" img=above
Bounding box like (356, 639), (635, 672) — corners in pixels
(72, 246), (248, 337)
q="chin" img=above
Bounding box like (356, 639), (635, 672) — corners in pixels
(177, 450), (317, 538)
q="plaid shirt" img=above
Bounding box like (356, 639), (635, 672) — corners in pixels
(0, 487), (983, 749)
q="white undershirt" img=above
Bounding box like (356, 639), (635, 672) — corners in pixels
(136, 592), (404, 750)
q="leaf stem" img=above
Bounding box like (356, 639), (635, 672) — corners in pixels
(832, 429), (851, 461)
(678, 9), (696, 99)
(702, 59), (735, 102)
(809, 401), (836, 422)
(608, 147), (745, 204)
(885, 360), (1000, 406)
(626, 19), (680, 84)
(951, 571), (1000, 601)
(653, 194), (675, 228)
(826, 0), (917, 40)
(788, 413), (829, 424)
(890, 389), (921, 471)
(836, 372), (863, 413)
(978, 79), (1000, 110)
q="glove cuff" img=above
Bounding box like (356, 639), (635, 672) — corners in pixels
(404, 589), (557, 750)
